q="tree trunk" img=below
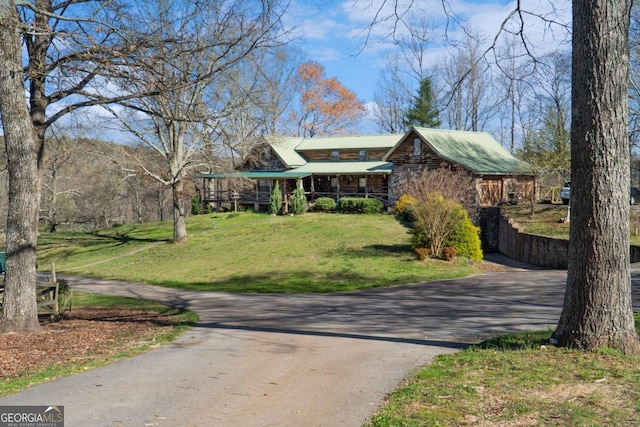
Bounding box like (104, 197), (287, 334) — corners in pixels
(552, 0), (640, 353)
(0, 1), (42, 332)
(172, 180), (188, 243)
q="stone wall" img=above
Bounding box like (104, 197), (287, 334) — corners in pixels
(477, 207), (500, 252)
(496, 214), (640, 268)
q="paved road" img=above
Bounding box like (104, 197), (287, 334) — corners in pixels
(2, 258), (640, 426)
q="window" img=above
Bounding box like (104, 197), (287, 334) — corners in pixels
(258, 179), (272, 193)
(359, 150), (367, 161)
(331, 150), (339, 161)
(358, 177), (367, 192)
(413, 138), (422, 157)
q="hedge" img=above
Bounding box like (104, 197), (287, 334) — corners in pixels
(337, 197), (384, 214)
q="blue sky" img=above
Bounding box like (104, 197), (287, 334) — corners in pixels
(285, 0), (571, 104)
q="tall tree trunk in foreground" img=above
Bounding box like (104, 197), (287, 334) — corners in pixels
(0, 0), (42, 332)
(552, 0), (640, 353)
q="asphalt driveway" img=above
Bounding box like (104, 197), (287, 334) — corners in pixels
(2, 257), (639, 426)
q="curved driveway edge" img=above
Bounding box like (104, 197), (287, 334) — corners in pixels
(3, 260), (640, 426)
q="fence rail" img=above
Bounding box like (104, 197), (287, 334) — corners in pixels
(203, 190), (390, 208)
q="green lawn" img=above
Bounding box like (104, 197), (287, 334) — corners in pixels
(30, 210), (640, 426)
(365, 206), (640, 426)
(36, 212), (480, 293)
(368, 328), (640, 426)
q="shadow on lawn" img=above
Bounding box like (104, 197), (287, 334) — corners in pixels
(37, 230), (171, 264)
(153, 269), (428, 293)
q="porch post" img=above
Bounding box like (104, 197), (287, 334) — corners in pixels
(365, 175), (369, 198)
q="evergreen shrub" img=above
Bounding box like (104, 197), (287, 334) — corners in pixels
(269, 182), (283, 215)
(395, 194), (418, 218)
(444, 212), (483, 261)
(312, 197), (336, 212)
(290, 179), (308, 215)
(337, 197), (384, 214)
(191, 193), (202, 215)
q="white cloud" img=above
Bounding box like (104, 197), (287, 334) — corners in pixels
(306, 47), (344, 62)
(289, 0), (571, 102)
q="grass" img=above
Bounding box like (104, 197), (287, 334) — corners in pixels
(36, 212), (481, 293)
(502, 204), (640, 246)
(368, 327), (640, 426)
(0, 292), (198, 397)
(14, 209), (640, 425)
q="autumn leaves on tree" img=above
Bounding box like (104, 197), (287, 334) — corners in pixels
(289, 61), (365, 137)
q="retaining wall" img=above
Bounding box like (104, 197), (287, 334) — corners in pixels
(496, 214), (640, 268)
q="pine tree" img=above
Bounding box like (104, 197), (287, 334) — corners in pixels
(404, 78), (441, 128)
(269, 181), (283, 215)
(290, 179), (308, 215)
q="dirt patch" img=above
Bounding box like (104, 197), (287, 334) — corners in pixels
(476, 261), (510, 272)
(0, 308), (181, 380)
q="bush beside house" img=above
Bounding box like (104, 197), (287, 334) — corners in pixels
(337, 198), (384, 214)
(312, 197), (337, 212)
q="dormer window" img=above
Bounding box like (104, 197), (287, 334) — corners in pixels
(413, 137), (422, 157)
(331, 150), (339, 161)
(359, 150), (367, 161)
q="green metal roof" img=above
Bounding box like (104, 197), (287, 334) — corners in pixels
(200, 162), (392, 180)
(266, 137), (307, 167)
(295, 134), (403, 151)
(389, 127), (533, 175)
(292, 161), (393, 175)
(199, 171), (311, 179)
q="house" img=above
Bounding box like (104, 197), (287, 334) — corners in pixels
(199, 127), (535, 211)
(386, 127), (535, 206)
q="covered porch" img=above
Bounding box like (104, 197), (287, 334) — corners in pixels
(200, 162), (392, 212)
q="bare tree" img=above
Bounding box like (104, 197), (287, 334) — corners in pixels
(0, 0), (286, 330)
(372, 17), (437, 134)
(105, 0), (287, 242)
(438, 31), (497, 132)
(209, 46), (303, 166)
(0, 0), (42, 332)
(41, 137), (82, 232)
(372, 58), (413, 133)
(1, 0), (175, 332)
(518, 51), (571, 181)
(493, 35), (536, 153)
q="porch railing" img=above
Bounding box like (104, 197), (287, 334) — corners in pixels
(203, 190), (390, 207)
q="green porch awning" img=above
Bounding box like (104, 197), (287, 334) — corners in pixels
(200, 162), (393, 179)
(199, 171), (311, 179)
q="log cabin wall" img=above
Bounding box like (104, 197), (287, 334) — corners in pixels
(302, 148), (390, 162)
(386, 131), (536, 208)
(385, 132), (446, 169)
(241, 145), (288, 170)
(312, 174), (388, 194)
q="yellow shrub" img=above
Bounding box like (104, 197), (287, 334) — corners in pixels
(395, 194), (418, 216)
